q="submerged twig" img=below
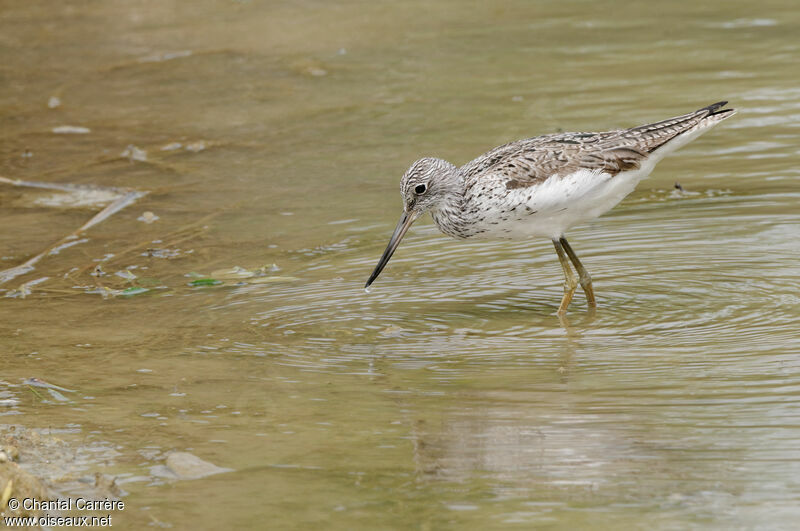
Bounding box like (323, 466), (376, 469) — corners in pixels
(65, 210), (221, 282)
(26, 386), (45, 401)
(0, 176), (147, 285)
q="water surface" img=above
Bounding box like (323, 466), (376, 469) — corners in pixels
(1, 0), (799, 528)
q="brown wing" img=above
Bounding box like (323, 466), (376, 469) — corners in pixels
(460, 101), (733, 190)
(461, 131), (645, 190)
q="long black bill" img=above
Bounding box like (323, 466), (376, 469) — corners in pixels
(364, 211), (419, 291)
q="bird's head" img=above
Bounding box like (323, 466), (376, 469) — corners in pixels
(399, 157), (460, 216)
(365, 157), (460, 290)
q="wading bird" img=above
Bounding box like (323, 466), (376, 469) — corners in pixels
(365, 102), (735, 313)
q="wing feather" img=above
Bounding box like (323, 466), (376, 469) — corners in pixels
(460, 102), (734, 190)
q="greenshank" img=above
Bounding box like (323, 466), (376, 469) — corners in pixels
(365, 101), (735, 313)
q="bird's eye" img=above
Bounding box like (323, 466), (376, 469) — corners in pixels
(414, 184), (427, 194)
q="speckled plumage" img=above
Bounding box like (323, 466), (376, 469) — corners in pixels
(422, 101), (735, 239)
(366, 102), (736, 312)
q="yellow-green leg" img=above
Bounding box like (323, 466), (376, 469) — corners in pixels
(559, 237), (596, 308)
(552, 239), (578, 314)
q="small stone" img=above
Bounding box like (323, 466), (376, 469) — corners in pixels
(52, 125), (90, 134)
(185, 141), (206, 152)
(48, 96), (61, 108)
(379, 325), (403, 338)
(165, 452), (232, 480)
(138, 211), (159, 224)
(5, 445), (19, 461)
(115, 270), (137, 280)
(121, 145), (147, 162)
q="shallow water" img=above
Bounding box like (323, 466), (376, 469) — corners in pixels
(2, 0), (799, 528)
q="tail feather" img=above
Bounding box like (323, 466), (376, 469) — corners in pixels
(701, 100), (736, 122)
(628, 102), (736, 154)
(699, 100), (729, 114)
